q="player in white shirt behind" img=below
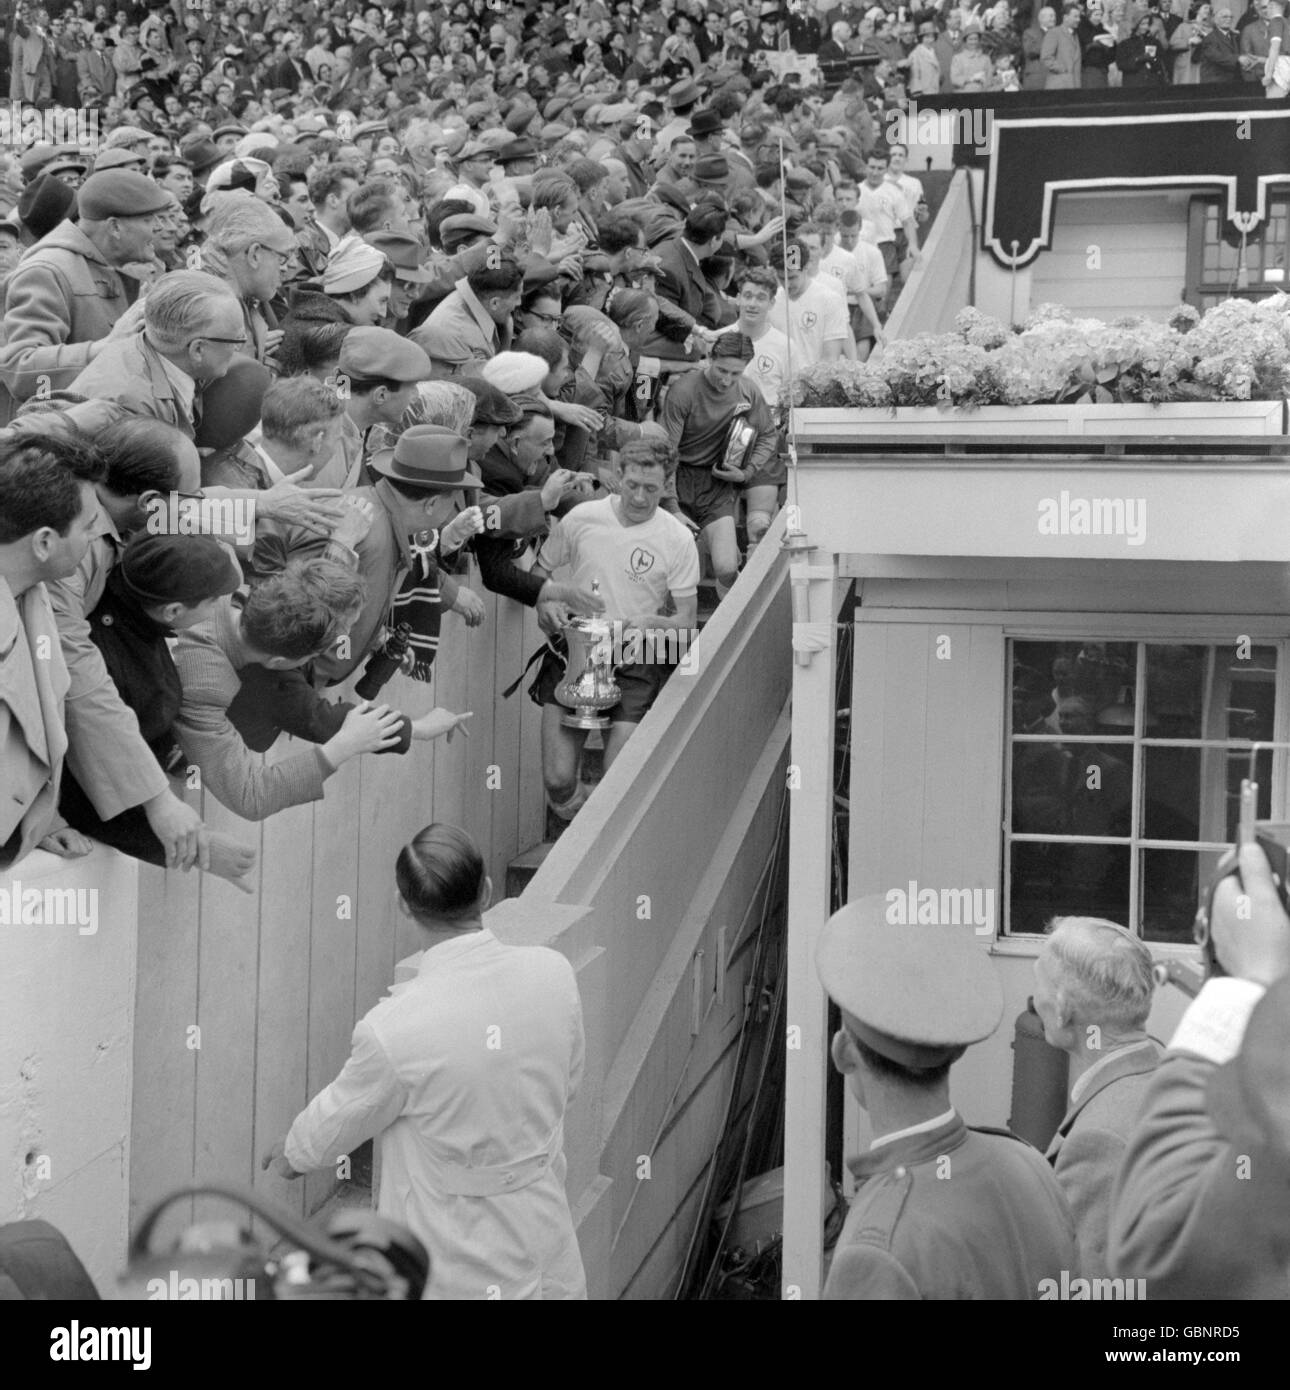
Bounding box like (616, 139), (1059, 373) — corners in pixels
(770, 235), (853, 368)
(816, 207), (886, 361)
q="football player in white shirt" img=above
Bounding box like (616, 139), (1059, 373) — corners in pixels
(770, 235), (853, 367)
(816, 212), (885, 360)
(887, 143), (928, 230)
(857, 149), (921, 310)
(530, 445), (700, 821)
(715, 267), (791, 548)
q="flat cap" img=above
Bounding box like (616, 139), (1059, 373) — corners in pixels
(538, 122), (571, 146)
(463, 100), (493, 126)
(457, 375), (524, 426)
(364, 231), (433, 283)
(43, 148), (88, 177)
(92, 147), (149, 172)
(19, 144), (58, 180)
(211, 122), (249, 141)
(323, 236), (389, 295)
(77, 169), (171, 221)
(815, 895), (1003, 1070)
(456, 139), (493, 162)
(194, 356), (272, 450)
(598, 101), (637, 125)
(440, 212), (496, 250)
(668, 77), (703, 108)
(339, 326), (431, 382)
(354, 120), (390, 140)
(179, 136), (222, 173)
(693, 155), (729, 183)
(495, 136), (538, 164)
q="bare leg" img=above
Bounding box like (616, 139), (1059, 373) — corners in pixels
(542, 702), (589, 817)
(703, 515), (740, 597)
(743, 484), (778, 549)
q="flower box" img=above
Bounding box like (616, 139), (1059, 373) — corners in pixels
(790, 400), (1288, 443)
(789, 405), (1290, 564)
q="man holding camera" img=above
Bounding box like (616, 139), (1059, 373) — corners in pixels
(1108, 843), (1290, 1297)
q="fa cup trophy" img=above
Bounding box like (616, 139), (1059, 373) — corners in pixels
(554, 580), (621, 729)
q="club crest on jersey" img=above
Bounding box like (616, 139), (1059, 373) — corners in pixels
(630, 547), (656, 576)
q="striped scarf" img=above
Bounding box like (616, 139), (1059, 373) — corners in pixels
(388, 528), (445, 683)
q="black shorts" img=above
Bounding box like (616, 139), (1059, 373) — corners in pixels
(675, 463), (738, 528)
(530, 646), (672, 724)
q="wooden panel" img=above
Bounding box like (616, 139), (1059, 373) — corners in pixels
(192, 794), (263, 1224)
(251, 790), (314, 1223)
(300, 755), (360, 1219)
(131, 860), (201, 1240)
(1032, 194), (1188, 321)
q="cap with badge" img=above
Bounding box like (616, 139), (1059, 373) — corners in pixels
(815, 895), (1004, 1070)
(367, 424), (482, 490)
(339, 326), (431, 382)
(363, 231), (432, 284)
(117, 533), (242, 609)
(457, 376), (524, 427)
(77, 169), (172, 221)
(323, 236), (389, 295)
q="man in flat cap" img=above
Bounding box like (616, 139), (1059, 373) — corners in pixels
(363, 231), (434, 332)
(816, 897), (1078, 1299)
(0, 169), (170, 425)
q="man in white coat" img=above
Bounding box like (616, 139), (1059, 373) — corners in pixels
(266, 822), (587, 1300)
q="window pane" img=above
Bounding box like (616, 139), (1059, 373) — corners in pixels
(1013, 743), (1134, 836)
(1011, 641), (1137, 735)
(1144, 644), (1207, 737)
(1143, 746), (1201, 841)
(1009, 841), (1131, 935)
(1225, 644), (1277, 741)
(1140, 848), (1225, 946)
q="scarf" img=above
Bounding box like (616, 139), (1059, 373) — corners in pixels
(386, 528), (446, 684)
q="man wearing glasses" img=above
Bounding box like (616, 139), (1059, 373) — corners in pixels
(202, 196), (300, 368)
(60, 270), (248, 439)
(0, 169), (170, 426)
